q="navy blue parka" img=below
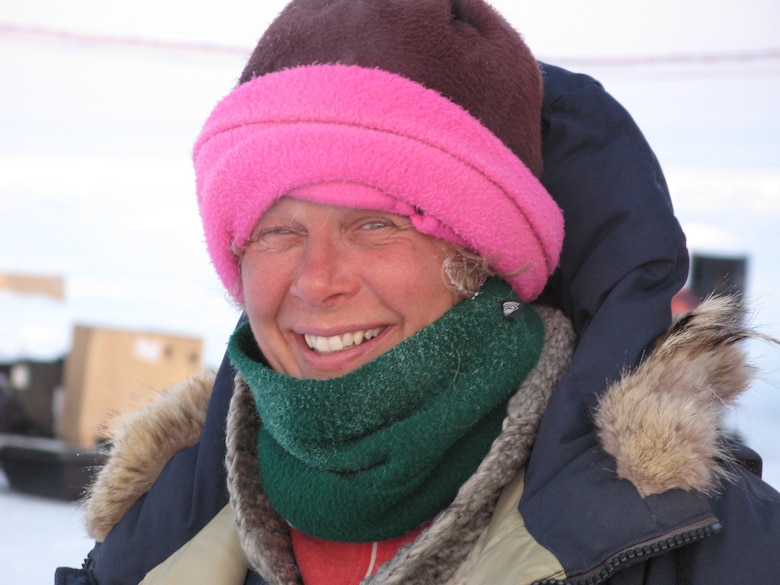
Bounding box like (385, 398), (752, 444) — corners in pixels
(55, 64), (780, 585)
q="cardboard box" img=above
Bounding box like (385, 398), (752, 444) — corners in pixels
(60, 325), (203, 448)
(0, 272), (65, 300)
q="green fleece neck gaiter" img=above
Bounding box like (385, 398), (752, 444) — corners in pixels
(228, 279), (544, 542)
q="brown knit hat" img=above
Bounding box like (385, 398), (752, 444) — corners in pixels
(238, 0), (544, 177)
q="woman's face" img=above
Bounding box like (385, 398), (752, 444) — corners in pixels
(240, 196), (461, 379)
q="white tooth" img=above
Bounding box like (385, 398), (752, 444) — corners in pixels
(328, 336), (344, 352)
(316, 336), (330, 353)
(306, 328), (383, 353)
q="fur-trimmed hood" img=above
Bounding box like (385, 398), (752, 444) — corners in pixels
(83, 297), (761, 573)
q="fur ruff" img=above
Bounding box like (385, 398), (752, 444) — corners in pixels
(595, 296), (766, 497)
(80, 296), (767, 576)
(83, 370), (216, 541)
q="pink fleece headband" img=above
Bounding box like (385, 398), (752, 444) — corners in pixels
(193, 64), (563, 303)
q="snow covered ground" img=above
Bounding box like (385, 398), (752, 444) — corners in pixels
(0, 470), (93, 582)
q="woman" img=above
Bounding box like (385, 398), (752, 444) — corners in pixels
(57, 1), (780, 584)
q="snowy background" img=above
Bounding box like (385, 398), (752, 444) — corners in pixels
(1, 0), (779, 582)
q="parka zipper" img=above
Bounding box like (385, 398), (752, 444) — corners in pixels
(532, 516), (722, 585)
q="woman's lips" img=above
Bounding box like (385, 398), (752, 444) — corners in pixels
(303, 327), (386, 354)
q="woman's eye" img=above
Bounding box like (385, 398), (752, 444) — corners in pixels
(361, 220), (390, 230)
(250, 225), (302, 249)
(266, 227), (294, 236)
(254, 224), (298, 238)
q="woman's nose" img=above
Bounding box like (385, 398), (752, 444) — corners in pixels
(289, 235), (359, 307)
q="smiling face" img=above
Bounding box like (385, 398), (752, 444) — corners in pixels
(239, 196), (462, 379)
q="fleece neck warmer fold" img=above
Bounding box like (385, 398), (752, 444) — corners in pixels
(228, 279), (544, 542)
